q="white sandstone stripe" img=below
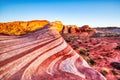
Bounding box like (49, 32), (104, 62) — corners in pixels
(46, 56), (63, 75)
(0, 35), (58, 53)
(59, 53), (85, 79)
(0, 31), (54, 49)
(46, 48), (73, 75)
(0, 29), (48, 42)
(21, 40), (67, 80)
(0, 37), (55, 62)
(0, 37), (63, 79)
(0, 37), (53, 53)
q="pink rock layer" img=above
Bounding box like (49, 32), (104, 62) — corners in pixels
(0, 25), (106, 80)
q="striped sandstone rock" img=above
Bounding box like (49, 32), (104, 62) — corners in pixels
(0, 23), (106, 80)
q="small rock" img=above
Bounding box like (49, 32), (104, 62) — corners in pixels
(110, 62), (120, 70)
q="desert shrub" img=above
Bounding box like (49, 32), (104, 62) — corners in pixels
(115, 44), (120, 50)
(65, 38), (71, 42)
(100, 70), (108, 76)
(79, 49), (89, 56)
(111, 69), (120, 75)
(86, 58), (96, 66)
(73, 45), (79, 50)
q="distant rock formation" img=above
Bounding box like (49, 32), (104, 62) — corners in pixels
(62, 25), (80, 33)
(0, 20), (96, 35)
(93, 27), (120, 37)
(62, 25), (96, 34)
(80, 25), (96, 32)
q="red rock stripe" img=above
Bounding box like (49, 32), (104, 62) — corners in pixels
(20, 39), (66, 79)
(9, 44), (70, 80)
(36, 46), (74, 75)
(0, 28), (58, 48)
(0, 37), (55, 54)
(46, 50), (75, 75)
(0, 34), (58, 50)
(27, 38), (65, 64)
(36, 45), (71, 70)
(0, 37), (61, 67)
(0, 37), (63, 72)
(55, 50), (75, 71)
(0, 38), (64, 79)
(0, 28), (48, 41)
(0, 38), (58, 63)
(0, 35), (17, 41)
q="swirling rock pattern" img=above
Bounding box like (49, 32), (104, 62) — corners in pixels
(0, 24), (106, 80)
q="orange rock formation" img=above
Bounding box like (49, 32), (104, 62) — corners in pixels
(81, 25), (96, 32)
(0, 20), (96, 35)
(51, 21), (63, 32)
(62, 25), (96, 34)
(0, 20), (49, 35)
(62, 25), (79, 34)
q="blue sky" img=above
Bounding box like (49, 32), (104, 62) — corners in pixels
(0, 0), (120, 27)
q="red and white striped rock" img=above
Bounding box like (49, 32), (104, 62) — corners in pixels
(0, 25), (106, 80)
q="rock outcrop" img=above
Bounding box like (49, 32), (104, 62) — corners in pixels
(51, 21), (63, 33)
(62, 25), (79, 34)
(80, 25), (96, 32)
(62, 25), (96, 34)
(0, 20), (50, 35)
(0, 20), (64, 36)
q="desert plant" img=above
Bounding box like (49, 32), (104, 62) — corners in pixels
(79, 49), (89, 56)
(100, 69), (108, 76)
(111, 69), (120, 75)
(115, 44), (120, 50)
(86, 58), (96, 66)
(73, 45), (79, 50)
(65, 38), (71, 42)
